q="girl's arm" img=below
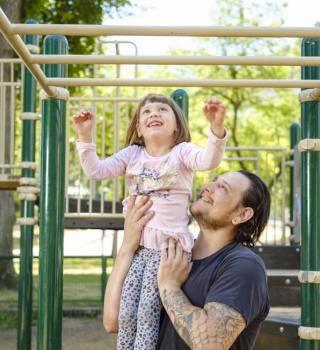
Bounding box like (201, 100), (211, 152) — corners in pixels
(103, 196), (154, 333)
(179, 99), (227, 171)
(76, 142), (133, 180)
(179, 128), (227, 171)
(73, 110), (132, 179)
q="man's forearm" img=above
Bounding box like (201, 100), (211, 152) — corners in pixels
(103, 247), (135, 332)
(160, 286), (245, 350)
(160, 286), (210, 348)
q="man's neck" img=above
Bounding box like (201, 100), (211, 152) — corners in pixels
(192, 227), (235, 260)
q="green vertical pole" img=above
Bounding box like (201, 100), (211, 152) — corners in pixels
(289, 122), (300, 243)
(101, 230), (107, 303)
(171, 89), (189, 121)
(37, 35), (68, 350)
(17, 19), (40, 350)
(300, 38), (320, 350)
(101, 256), (107, 303)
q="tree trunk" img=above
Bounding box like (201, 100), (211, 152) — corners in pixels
(0, 0), (23, 289)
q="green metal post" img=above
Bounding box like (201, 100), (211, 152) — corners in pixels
(37, 35), (68, 350)
(101, 230), (107, 303)
(18, 19), (40, 350)
(289, 122), (300, 242)
(171, 89), (189, 121)
(101, 256), (107, 303)
(300, 38), (320, 350)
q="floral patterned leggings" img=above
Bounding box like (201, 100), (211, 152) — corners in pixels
(117, 247), (162, 350)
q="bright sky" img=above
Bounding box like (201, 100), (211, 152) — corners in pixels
(103, 0), (320, 55)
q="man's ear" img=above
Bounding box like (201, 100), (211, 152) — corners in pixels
(232, 207), (254, 225)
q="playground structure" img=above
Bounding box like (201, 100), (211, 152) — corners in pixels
(0, 6), (320, 350)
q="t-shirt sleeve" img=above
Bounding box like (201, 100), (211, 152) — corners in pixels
(76, 141), (133, 179)
(205, 257), (269, 325)
(178, 128), (227, 171)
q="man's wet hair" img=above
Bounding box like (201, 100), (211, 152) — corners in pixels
(235, 170), (271, 248)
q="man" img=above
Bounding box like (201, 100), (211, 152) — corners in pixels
(103, 170), (270, 350)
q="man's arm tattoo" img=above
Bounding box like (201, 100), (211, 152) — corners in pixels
(161, 287), (246, 350)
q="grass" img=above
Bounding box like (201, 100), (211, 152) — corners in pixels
(13, 257), (114, 275)
(0, 258), (115, 329)
(0, 310), (20, 330)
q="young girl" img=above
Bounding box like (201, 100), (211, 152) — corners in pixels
(73, 94), (227, 350)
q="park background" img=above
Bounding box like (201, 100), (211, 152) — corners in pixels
(0, 0), (319, 348)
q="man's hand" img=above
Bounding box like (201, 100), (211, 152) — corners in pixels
(158, 239), (191, 292)
(203, 99), (226, 139)
(157, 241), (246, 350)
(122, 195), (154, 254)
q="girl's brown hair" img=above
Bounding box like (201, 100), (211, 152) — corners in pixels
(125, 93), (191, 147)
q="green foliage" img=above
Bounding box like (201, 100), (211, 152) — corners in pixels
(0, 310), (18, 330)
(142, 0), (301, 219)
(21, 0), (135, 84)
(162, 2), (299, 147)
(13, 0), (305, 221)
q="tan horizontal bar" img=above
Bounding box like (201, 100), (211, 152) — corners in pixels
(0, 162), (36, 169)
(69, 97), (139, 101)
(10, 24), (320, 38)
(0, 82), (21, 86)
(0, 58), (21, 63)
(30, 54), (320, 66)
(64, 213), (124, 218)
(47, 78), (320, 88)
(0, 8), (54, 96)
(0, 164), (20, 169)
(226, 146), (285, 151)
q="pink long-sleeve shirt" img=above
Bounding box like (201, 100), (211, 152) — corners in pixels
(76, 128), (227, 252)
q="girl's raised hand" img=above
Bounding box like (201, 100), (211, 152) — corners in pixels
(73, 110), (94, 142)
(203, 99), (226, 139)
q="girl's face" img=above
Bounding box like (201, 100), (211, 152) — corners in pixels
(136, 101), (178, 145)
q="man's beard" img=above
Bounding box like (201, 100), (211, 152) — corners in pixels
(190, 200), (233, 230)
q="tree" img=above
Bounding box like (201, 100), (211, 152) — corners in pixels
(186, 0), (301, 202)
(0, 0), (135, 289)
(141, 0), (301, 217)
(22, 0), (134, 82)
(190, 0), (299, 151)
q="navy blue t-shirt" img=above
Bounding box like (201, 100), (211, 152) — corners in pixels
(156, 241), (270, 350)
